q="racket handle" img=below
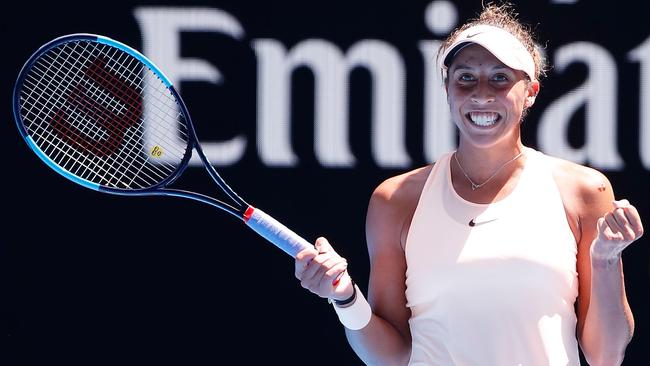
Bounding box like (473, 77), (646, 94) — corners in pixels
(244, 206), (313, 257)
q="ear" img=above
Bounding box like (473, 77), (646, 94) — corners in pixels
(524, 80), (540, 108)
(444, 77), (451, 103)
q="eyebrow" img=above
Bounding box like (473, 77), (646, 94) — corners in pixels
(451, 64), (510, 72)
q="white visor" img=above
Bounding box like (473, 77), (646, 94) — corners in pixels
(440, 24), (536, 81)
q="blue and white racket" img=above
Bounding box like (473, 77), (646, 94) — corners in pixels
(13, 34), (314, 258)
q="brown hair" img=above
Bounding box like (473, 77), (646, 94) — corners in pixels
(439, 2), (547, 82)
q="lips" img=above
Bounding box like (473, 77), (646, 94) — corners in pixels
(466, 111), (500, 127)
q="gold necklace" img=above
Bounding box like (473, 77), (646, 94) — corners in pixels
(454, 150), (525, 191)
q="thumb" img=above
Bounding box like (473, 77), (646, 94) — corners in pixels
(613, 199), (630, 208)
(596, 217), (606, 233)
(315, 237), (334, 254)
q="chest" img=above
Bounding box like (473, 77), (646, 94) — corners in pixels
(404, 189), (578, 308)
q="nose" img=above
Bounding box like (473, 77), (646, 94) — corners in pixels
(471, 81), (495, 104)
(471, 95), (495, 104)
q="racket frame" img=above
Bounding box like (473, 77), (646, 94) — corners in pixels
(13, 33), (246, 218)
(13, 33), (314, 257)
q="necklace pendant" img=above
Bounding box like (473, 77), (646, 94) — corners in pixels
(454, 150), (525, 193)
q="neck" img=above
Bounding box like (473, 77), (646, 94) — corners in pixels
(455, 142), (526, 183)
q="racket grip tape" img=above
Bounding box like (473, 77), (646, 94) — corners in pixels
(244, 206), (313, 257)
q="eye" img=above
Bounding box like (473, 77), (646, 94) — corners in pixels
(491, 73), (509, 82)
(458, 73), (476, 82)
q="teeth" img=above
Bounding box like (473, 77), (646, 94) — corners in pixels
(469, 112), (499, 126)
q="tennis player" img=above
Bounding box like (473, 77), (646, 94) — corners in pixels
(295, 3), (643, 365)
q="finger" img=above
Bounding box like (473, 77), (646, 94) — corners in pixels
(327, 264), (350, 295)
(295, 248), (318, 278)
(620, 204), (644, 238)
(604, 213), (625, 241)
(332, 270), (346, 286)
(596, 217), (615, 241)
(295, 261), (312, 280)
(612, 208), (637, 241)
(300, 255), (342, 292)
(612, 199), (643, 237)
(296, 247), (318, 262)
(315, 237), (334, 254)
(310, 254), (342, 284)
(325, 257), (349, 286)
(613, 200), (633, 228)
(325, 261), (348, 283)
(302, 251), (335, 280)
(612, 199), (630, 209)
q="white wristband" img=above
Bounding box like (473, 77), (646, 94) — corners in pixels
(331, 284), (372, 330)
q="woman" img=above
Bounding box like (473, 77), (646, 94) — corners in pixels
(295, 3), (643, 365)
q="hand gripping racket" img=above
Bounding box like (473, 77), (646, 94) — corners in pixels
(12, 34), (314, 258)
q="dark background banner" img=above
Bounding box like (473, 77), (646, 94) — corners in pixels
(4, 1), (649, 364)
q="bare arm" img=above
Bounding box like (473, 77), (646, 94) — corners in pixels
(569, 169), (643, 365)
(342, 182), (413, 365)
(295, 169), (426, 365)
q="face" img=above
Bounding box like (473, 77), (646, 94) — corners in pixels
(445, 44), (539, 149)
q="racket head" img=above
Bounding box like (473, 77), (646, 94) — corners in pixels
(13, 34), (195, 194)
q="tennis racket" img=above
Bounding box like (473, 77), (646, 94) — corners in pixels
(12, 33), (314, 258)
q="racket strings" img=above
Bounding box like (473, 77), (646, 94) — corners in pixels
(22, 42), (146, 186)
(28, 41), (184, 164)
(55, 47), (171, 187)
(19, 39), (192, 189)
(24, 54), (164, 187)
(24, 44), (142, 168)
(26, 56), (186, 185)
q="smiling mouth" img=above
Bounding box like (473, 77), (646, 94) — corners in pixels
(467, 111), (501, 127)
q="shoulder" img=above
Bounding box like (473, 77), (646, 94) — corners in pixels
(366, 164), (433, 252)
(545, 154), (613, 201)
(368, 164), (433, 216)
(544, 154), (615, 220)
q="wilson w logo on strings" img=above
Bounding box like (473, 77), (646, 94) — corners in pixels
(50, 56), (144, 158)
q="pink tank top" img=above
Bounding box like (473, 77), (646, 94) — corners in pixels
(405, 149), (580, 365)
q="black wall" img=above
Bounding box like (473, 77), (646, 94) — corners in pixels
(5, 1), (649, 364)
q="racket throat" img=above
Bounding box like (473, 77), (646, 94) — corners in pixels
(243, 206), (255, 222)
